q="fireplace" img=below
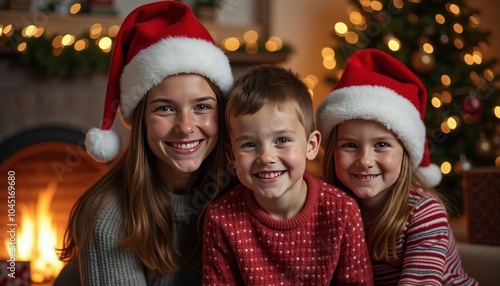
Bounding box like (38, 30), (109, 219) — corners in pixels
(0, 127), (108, 284)
(0, 53), (129, 283)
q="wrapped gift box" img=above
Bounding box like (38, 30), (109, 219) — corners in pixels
(464, 167), (500, 245)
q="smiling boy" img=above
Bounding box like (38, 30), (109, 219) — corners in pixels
(202, 65), (373, 285)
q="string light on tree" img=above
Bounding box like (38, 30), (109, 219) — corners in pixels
(475, 133), (492, 157)
(411, 50), (435, 73)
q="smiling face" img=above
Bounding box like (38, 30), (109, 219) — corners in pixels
(145, 74), (219, 180)
(334, 119), (404, 202)
(228, 103), (320, 203)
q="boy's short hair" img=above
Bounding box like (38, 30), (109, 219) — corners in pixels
(226, 65), (314, 136)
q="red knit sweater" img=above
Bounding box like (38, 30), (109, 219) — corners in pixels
(202, 173), (373, 285)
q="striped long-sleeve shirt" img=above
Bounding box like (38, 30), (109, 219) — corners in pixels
(372, 189), (478, 286)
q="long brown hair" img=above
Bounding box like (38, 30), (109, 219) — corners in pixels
(321, 126), (447, 261)
(58, 77), (229, 277)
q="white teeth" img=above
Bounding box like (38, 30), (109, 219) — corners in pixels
(257, 171), (282, 179)
(171, 141), (200, 149)
(357, 174), (377, 179)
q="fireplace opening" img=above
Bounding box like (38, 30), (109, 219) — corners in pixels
(0, 127), (108, 284)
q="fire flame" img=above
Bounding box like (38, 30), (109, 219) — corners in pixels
(7, 180), (64, 283)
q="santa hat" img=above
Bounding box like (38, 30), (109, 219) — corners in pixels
(85, 1), (233, 163)
(316, 48), (442, 187)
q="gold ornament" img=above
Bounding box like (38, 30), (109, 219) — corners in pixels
(475, 133), (492, 157)
(411, 50), (435, 73)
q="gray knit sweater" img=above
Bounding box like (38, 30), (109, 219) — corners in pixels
(79, 192), (201, 285)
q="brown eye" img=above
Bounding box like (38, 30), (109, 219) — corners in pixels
(342, 143), (356, 148)
(276, 137), (291, 144)
(375, 142), (389, 148)
(155, 105), (174, 112)
(196, 104), (208, 109)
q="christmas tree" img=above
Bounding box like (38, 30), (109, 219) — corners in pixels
(323, 0), (500, 215)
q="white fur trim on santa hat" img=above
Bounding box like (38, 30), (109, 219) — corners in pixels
(119, 37), (233, 125)
(316, 85), (425, 167)
(85, 127), (121, 163)
(417, 163), (442, 188)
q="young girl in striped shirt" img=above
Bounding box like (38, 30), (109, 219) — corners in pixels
(316, 48), (477, 285)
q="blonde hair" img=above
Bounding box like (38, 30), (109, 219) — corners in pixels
(321, 126), (447, 261)
(58, 78), (228, 277)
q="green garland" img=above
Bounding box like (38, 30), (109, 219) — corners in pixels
(1, 32), (111, 77)
(1, 30), (291, 77)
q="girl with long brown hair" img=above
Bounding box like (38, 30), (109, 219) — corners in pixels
(55, 1), (234, 284)
(316, 49), (477, 285)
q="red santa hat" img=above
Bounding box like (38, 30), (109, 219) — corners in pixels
(316, 48), (442, 187)
(85, 1), (233, 163)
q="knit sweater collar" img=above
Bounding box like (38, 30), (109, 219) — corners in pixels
(169, 192), (196, 222)
(243, 173), (319, 230)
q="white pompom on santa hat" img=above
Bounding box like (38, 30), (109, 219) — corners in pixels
(316, 48), (442, 187)
(85, 1), (233, 163)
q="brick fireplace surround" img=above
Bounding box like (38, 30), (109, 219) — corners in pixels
(0, 58), (121, 283)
